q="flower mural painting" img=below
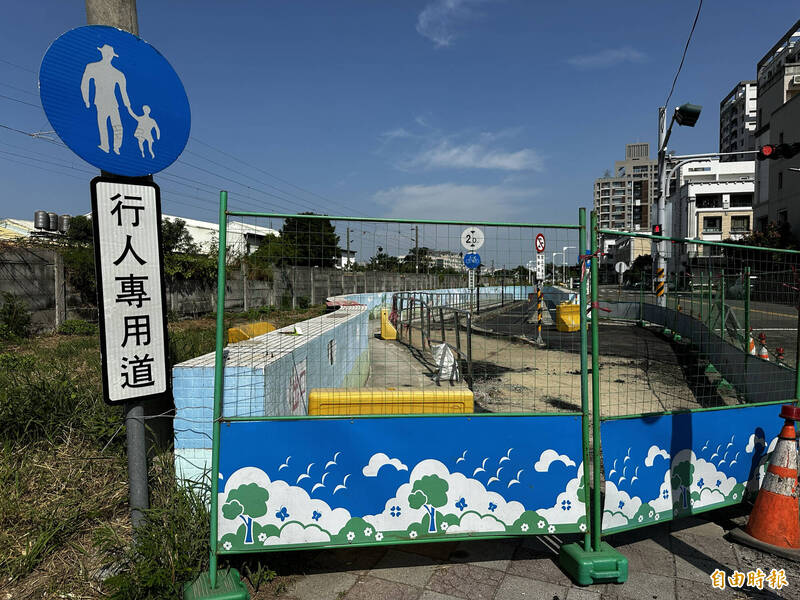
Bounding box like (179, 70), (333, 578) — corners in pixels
(408, 474), (449, 533)
(221, 482), (270, 545)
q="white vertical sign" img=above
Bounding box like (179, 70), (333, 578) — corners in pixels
(92, 178), (169, 404)
(468, 269), (476, 289)
(536, 254), (546, 281)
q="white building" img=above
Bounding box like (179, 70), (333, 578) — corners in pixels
(162, 215), (279, 255)
(338, 249), (357, 269)
(429, 250), (466, 271)
(666, 159), (754, 272)
(719, 81), (757, 162)
(753, 19), (800, 234)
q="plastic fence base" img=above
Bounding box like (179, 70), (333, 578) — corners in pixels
(183, 569), (249, 600)
(558, 542), (628, 586)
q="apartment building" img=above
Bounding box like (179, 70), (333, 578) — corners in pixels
(666, 159), (754, 272)
(753, 20), (800, 234)
(719, 81), (757, 161)
(594, 143), (657, 262)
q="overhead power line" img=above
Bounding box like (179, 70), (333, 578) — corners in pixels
(664, 0), (703, 109)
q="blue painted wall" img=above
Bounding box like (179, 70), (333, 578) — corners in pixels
(216, 415), (586, 551)
(601, 404), (784, 533)
(173, 285), (535, 482)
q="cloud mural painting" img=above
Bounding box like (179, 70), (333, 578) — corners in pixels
(215, 415), (586, 551)
(601, 405), (783, 534)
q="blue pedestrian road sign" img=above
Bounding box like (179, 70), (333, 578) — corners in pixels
(39, 25), (190, 177)
(463, 252), (481, 270)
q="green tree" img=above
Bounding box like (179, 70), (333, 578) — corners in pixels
(671, 461), (694, 511)
(161, 218), (199, 254)
(66, 215), (94, 244)
(368, 247), (400, 271)
(280, 213), (340, 268)
(248, 234), (295, 266)
(401, 247), (432, 273)
(221, 483), (270, 544)
(408, 474), (449, 533)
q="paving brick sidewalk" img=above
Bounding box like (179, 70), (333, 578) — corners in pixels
(258, 510), (799, 600)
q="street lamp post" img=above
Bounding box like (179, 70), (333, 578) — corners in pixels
(562, 246), (576, 284)
(655, 103), (702, 306)
(552, 251), (563, 284)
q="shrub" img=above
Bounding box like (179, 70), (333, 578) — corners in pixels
(0, 293), (31, 339)
(96, 459), (211, 600)
(0, 347), (119, 446)
(58, 318), (98, 335)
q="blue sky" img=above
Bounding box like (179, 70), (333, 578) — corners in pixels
(0, 1), (798, 235)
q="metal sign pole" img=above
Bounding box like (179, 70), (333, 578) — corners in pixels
(209, 191), (228, 589)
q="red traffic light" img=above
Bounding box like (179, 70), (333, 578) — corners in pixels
(652, 224), (662, 236)
(759, 144), (776, 160)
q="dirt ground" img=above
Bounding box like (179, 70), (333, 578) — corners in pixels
(393, 302), (706, 417)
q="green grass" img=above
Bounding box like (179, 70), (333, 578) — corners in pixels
(0, 306), (323, 599)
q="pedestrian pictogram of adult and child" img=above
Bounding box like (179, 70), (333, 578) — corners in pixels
(80, 44), (160, 159)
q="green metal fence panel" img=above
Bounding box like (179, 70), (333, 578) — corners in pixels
(593, 221), (800, 537)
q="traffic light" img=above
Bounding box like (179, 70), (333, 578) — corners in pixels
(652, 224), (663, 236)
(758, 143), (800, 160)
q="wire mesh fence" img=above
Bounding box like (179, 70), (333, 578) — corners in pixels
(212, 212), (587, 418)
(596, 229), (800, 418)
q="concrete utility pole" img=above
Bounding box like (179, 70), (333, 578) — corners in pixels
(85, 0), (149, 531)
(86, 0), (138, 30)
(346, 227), (350, 271)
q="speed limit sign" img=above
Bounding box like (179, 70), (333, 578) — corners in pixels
(535, 233), (546, 253)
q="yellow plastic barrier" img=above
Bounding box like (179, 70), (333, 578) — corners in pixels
(555, 302), (580, 333)
(227, 321), (277, 343)
(380, 308), (397, 340)
(309, 388), (473, 415)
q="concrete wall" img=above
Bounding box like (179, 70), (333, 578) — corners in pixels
(172, 285), (532, 483)
(601, 300), (797, 405)
(0, 244), (468, 329)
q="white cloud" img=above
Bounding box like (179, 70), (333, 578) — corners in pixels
(602, 479), (641, 531)
(537, 463), (586, 525)
(373, 182), (538, 222)
(362, 459), (525, 533)
(447, 513), (506, 534)
(767, 436), (778, 455)
(380, 128), (414, 141)
(648, 470), (672, 514)
(566, 47), (647, 69)
(644, 445), (670, 467)
(362, 452), (409, 477)
(671, 449), (737, 510)
(218, 467), (351, 541)
(745, 433), (766, 453)
(416, 0), (491, 47)
(408, 140), (543, 172)
(534, 449), (577, 473)
(269, 522), (331, 545)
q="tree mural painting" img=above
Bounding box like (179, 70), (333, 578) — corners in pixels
(222, 483), (270, 545)
(671, 461), (694, 512)
(408, 474), (449, 533)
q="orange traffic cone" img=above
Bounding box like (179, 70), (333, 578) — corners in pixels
(748, 329), (756, 355)
(776, 347), (786, 366)
(729, 405), (800, 560)
(757, 332), (769, 361)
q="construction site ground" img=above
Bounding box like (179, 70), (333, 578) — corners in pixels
(372, 300), (714, 417)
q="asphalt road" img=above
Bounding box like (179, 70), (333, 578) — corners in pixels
(597, 286), (800, 367)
